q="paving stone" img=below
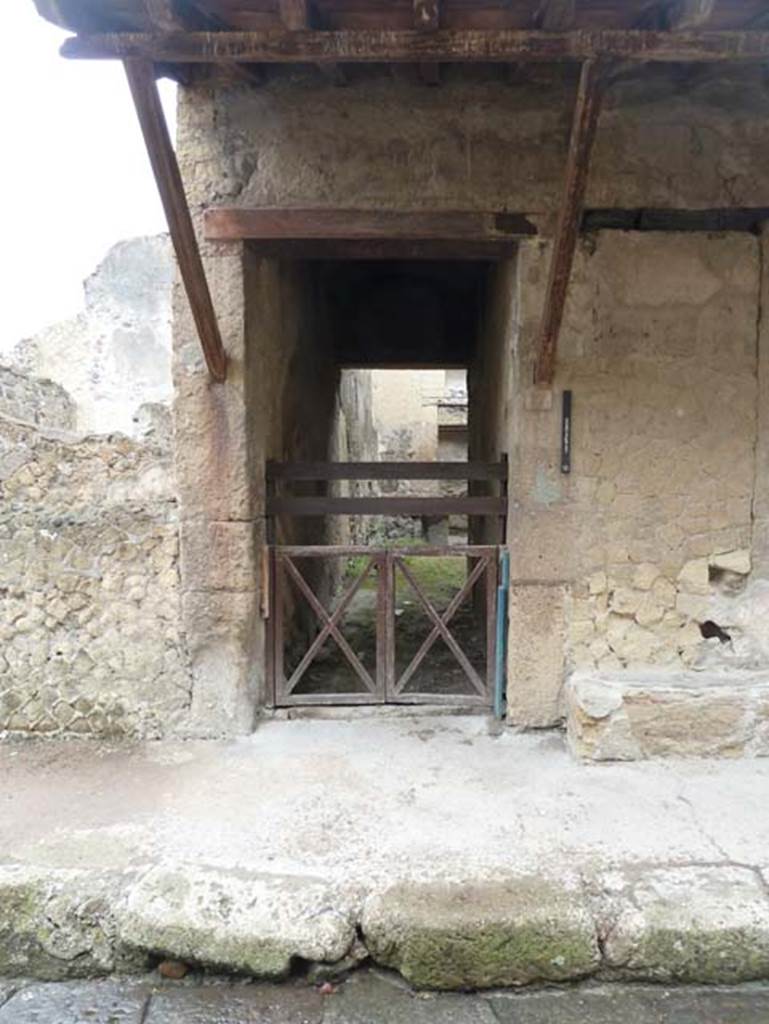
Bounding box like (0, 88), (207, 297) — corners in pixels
(0, 980), (150, 1023)
(488, 984), (769, 1024)
(321, 972), (497, 1024)
(144, 982), (323, 1023)
(0, 982), (23, 1008)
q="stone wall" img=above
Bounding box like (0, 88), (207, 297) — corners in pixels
(0, 412), (188, 737)
(177, 66), (769, 220)
(508, 230), (762, 725)
(0, 366), (76, 432)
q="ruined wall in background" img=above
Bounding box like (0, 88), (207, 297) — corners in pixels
(9, 237), (173, 439)
(0, 366), (76, 432)
(508, 231), (761, 725)
(0, 236), (189, 739)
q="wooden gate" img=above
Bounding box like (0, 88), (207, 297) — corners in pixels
(265, 461), (507, 708)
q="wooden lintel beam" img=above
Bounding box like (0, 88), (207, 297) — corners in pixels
(204, 207), (537, 242)
(534, 60), (607, 386)
(124, 59), (227, 381)
(535, 0), (576, 31)
(62, 28), (769, 64)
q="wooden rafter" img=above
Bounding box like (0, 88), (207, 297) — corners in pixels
(278, 0), (348, 83)
(534, 60), (607, 386)
(534, 0), (576, 31)
(666, 0), (717, 30)
(142, 0), (181, 32)
(62, 28), (769, 63)
(278, 0), (311, 32)
(414, 0), (441, 85)
(124, 59), (227, 381)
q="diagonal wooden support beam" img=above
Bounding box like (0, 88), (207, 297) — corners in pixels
(124, 58), (227, 381)
(534, 60), (607, 386)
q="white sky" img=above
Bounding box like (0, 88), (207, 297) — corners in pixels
(0, 5), (176, 349)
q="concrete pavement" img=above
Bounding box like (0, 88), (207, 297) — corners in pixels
(1, 715), (769, 987)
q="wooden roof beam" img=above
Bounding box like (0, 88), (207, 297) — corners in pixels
(278, 0), (348, 84)
(666, 0), (717, 30)
(534, 0), (576, 32)
(534, 60), (607, 387)
(62, 29), (769, 64)
(141, 0), (262, 84)
(414, 0), (441, 85)
(125, 58), (227, 381)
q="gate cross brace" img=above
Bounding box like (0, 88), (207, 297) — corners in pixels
(124, 58), (228, 382)
(394, 554), (488, 694)
(395, 558), (487, 696)
(282, 555), (378, 692)
(283, 556), (377, 691)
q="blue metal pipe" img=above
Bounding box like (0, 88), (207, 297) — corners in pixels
(494, 550), (510, 719)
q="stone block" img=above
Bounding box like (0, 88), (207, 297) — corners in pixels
(0, 866), (140, 980)
(600, 866), (769, 983)
(181, 590), (263, 737)
(146, 984), (323, 1024)
(180, 519), (261, 593)
(566, 670), (769, 761)
(506, 584), (567, 728)
(119, 865), (356, 977)
(361, 879), (599, 990)
(0, 982), (151, 1023)
(710, 549), (751, 575)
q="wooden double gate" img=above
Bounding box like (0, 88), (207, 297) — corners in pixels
(265, 461), (507, 708)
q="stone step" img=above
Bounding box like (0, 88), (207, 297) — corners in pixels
(566, 670), (769, 761)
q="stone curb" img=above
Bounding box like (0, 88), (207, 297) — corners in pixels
(3, 863), (769, 989)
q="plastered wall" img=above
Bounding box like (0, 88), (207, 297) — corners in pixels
(507, 230), (762, 726)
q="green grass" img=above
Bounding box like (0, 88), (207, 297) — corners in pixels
(344, 550), (468, 604)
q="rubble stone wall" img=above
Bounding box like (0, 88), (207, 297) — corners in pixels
(0, 366), (76, 432)
(0, 413), (189, 737)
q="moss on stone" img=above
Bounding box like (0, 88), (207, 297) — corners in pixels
(362, 879), (600, 990)
(631, 927), (769, 984)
